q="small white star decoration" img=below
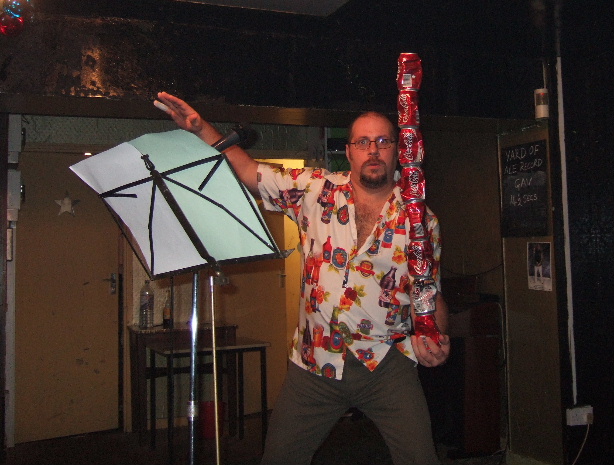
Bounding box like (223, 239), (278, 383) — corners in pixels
(55, 192), (80, 216)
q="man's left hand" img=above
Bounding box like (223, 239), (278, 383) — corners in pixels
(410, 334), (451, 367)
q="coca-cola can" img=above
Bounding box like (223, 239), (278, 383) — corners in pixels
(407, 238), (433, 276)
(411, 277), (437, 314)
(397, 53), (422, 90)
(404, 199), (426, 239)
(397, 90), (419, 128)
(398, 127), (424, 165)
(399, 165), (425, 201)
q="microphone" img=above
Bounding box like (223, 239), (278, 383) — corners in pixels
(212, 124), (253, 152)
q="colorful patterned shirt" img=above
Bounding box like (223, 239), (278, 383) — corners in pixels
(258, 164), (441, 380)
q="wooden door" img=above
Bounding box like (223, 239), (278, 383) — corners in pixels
(15, 148), (120, 443)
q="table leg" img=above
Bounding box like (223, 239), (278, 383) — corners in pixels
(237, 352), (244, 439)
(227, 352), (238, 437)
(166, 353), (174, 464)
(130, 331), (148, 445)
(149, 350), (157, 449)
(260, 347), (268, 448)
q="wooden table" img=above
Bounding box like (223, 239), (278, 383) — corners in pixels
(128, 324), (237, 444)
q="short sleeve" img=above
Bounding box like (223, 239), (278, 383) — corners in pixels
(257, 163), (312, 223)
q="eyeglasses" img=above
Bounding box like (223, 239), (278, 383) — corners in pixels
(349, 137), (396, 150)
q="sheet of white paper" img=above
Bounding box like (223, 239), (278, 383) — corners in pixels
(71, 129), (279, 277)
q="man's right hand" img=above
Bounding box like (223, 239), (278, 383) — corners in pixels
(155, 92), (210, 140)
(155, 91), (260, 194)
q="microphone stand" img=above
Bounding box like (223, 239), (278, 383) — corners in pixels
(186, 266), (228, 465)
(141, 128), (250, 465)
(186, 130), (246, 465)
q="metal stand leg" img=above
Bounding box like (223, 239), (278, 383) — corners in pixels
(188, 272), (200, 465)
(187, 269), (227, 465)
(150, 349), (157, 450)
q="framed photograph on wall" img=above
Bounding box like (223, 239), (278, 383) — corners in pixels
(527, 241), (552, 291)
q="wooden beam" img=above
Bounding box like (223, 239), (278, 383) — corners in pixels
(0, 93), (361, 128)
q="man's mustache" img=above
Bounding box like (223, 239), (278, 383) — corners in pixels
(363, 158), (385, 168)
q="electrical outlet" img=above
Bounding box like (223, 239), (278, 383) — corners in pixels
(566, 405), (593, 426)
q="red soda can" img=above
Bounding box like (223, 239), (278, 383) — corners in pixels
(404, 199), (426, 239)
(411, 277), (437, 314)
(407, 238), (433, 276)
(397, 90), (419, 128)
(398, 127), (424, 165)
(397, 53), (422, 90)
(399, 165), (425, 201)
(413, 313), (442, 345)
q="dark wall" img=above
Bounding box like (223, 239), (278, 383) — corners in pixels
(0, 0), (543, 119)
(560, 1), (614, 463)
(0, 116), (8, 462)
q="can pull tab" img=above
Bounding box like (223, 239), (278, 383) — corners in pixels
(103, 273), (117, 295)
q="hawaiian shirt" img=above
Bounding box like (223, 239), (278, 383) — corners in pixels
(258, 164), (441, 380)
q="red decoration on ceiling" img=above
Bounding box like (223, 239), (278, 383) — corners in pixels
(1, 0), (33, 37)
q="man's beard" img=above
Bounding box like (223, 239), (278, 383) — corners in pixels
(360, 171), (389, 189)
(360, 162), (389, 189)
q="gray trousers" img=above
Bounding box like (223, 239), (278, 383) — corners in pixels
(260, 348), (440, 465)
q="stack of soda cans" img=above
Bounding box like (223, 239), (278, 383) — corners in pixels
(396, 53), (442, 345)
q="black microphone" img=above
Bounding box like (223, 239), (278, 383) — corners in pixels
(212, 124), (252, 152)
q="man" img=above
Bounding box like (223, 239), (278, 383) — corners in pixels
(533, 243), (543, 284)
(155, 92), (450, 465)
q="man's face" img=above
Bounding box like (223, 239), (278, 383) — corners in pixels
(346, 113), (398, 190)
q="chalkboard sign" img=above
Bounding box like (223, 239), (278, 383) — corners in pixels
(500, 139), (549, 237)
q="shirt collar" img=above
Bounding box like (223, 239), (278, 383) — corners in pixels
(324, 170), (403, 202)
(323, 170), (352, 185)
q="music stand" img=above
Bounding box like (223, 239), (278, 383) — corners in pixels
(71, 129), (289, 465)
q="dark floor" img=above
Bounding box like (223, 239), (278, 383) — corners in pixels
(5, 414), (506, 465)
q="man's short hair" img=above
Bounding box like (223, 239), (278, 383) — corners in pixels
(347, 111), (397, 143)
